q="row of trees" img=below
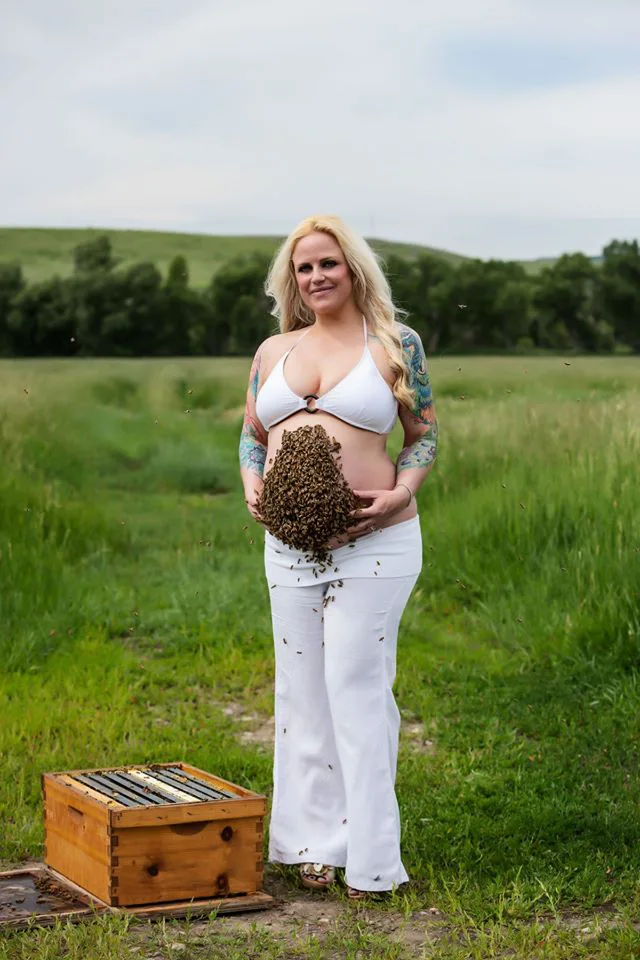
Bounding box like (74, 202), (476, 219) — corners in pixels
(387, 243), (640, 354)
(0, 235), (639, 357)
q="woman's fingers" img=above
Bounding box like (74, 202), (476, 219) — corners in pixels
(247, 504), (265, 524)
(347, 516), (379, 533)
(351, 504), (376, 518)
(346, 524), (373, 536)
(351, 494), (393, 520)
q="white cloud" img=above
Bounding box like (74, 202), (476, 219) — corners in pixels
(1, 0), (639, 258)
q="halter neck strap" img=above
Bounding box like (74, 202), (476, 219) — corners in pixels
(285, 325), (312, 359)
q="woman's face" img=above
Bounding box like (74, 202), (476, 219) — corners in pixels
(292, 232), (353, 315)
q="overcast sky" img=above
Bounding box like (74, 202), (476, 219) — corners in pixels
(2, 0), (639, 259)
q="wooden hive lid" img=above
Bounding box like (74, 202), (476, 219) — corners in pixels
(43, 762), (266, 828)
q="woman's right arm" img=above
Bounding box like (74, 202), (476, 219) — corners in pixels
(239, 344), (269, 520)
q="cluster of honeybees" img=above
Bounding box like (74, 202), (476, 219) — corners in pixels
(258, 425), (357, 564)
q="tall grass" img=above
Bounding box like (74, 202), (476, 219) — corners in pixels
(425, 392), (639, 666)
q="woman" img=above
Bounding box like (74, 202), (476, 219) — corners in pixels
(239, 215), (437, 899)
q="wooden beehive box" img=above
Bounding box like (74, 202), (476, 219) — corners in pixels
(42, 763), (266, 907)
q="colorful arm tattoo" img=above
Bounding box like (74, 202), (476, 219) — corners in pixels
(239, 347), (268, 477)
(396, 325), (438, 473)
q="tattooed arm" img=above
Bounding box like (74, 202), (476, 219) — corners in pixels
(347, 325), (437, 533)
(239, 344), (268, 519)
(394, 325), (438, 500)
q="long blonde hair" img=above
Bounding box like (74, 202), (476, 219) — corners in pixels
(265, 214), (414, 409)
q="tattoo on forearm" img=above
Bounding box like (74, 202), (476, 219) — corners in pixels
(239, 346), (268, 477)
(396, 421), (438, 471)
(239, 419), (267, 475)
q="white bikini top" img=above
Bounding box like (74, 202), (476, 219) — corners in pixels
(256, 316), (398, 435)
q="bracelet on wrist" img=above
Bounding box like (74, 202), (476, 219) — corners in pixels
(395, 482), (413, 507)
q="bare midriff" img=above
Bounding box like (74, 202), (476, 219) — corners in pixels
(263, 410), (416, 548)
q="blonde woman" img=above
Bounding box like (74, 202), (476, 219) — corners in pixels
(239, 215), (437, 899)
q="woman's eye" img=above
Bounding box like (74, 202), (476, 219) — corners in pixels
(296, 259), (337, 273)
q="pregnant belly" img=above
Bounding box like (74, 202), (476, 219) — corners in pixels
(264, 411), (417, 538)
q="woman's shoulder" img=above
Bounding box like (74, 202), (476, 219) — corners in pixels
(395, 322), (424, 350)
(259, 328), (305, 357)
(256, 329), (309, 378)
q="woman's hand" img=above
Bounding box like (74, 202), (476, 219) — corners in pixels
(347, 486), (411, 536)
(244, 479), (266, 525)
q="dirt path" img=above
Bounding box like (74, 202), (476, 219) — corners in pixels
(125, 870), (449, 955)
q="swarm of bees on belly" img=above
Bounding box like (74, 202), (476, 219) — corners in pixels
(257, 424), (358, 564)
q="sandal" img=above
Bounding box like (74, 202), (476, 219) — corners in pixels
(347, 886), (368, 900)
(299, 862), (336, 890)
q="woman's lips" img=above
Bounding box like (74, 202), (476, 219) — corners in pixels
(312, 287), (334, 295)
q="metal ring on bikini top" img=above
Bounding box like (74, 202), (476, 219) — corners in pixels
(304, 394), (319, 413)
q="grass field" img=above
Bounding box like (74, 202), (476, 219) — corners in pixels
(0, 228), (470, 288)
(0, 355), (639, 959)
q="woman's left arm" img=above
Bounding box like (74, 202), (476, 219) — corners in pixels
(349, 326), (437, 532)
(394, 324), (438, 497)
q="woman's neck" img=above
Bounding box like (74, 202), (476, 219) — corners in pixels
(311, 302), (363, 338)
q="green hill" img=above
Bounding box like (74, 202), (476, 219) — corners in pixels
(0, 227), (470, 288)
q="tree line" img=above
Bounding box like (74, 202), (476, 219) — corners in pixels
(0, 235), (638, 358)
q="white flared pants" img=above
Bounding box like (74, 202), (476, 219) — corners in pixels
(267, 573), (419, 891)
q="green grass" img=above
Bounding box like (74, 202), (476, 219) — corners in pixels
(0, 356), (639, 958)
(2, 911), (639, 960)
(0, 228), (469, 287)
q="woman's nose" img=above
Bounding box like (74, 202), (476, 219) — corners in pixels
(311, 265), (325, 282)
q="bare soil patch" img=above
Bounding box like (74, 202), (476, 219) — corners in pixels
(220, 700), (437, 754)
(125, 869), (449, 954)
